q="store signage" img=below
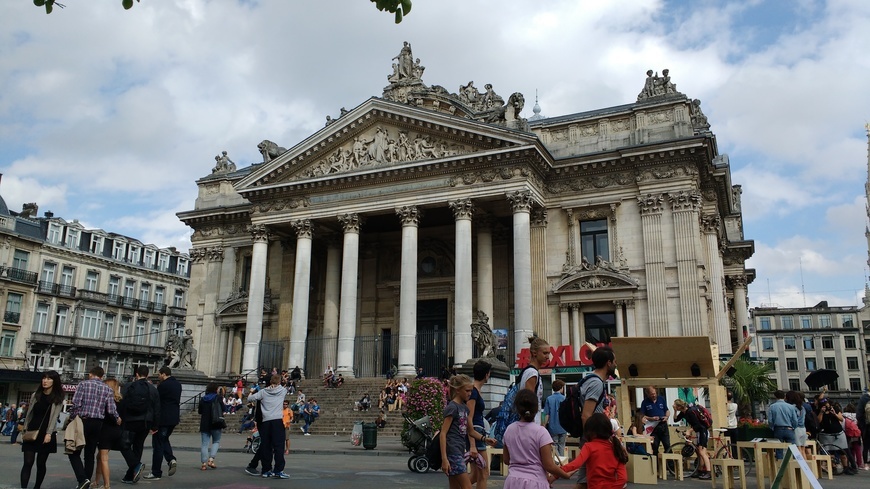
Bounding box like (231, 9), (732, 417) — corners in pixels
(515, 343), (610, 369)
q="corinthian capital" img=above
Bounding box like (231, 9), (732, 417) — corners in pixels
(292, 219), (313, 239)
(700, 214), (721, 234)
(507, 190), (533, 212)
(338, 213), (363, 233)
(531, 208), (548, 227)
(247, 224), (270, 242)
(637, 193), (664, 215)
(726, 274), (748, 289)
(668, 190), (702, 212)
(189, 247), (208, 262)
(207, 246), (224, 262)
(449, 199), (474, 220)
(396, 205), (422, 226)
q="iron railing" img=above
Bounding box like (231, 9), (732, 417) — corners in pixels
(1, 266), (38, 284)
(3, 311), (20, 324)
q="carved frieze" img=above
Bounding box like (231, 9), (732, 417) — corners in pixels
(251, 197), (310, 214)
(191, 224), (247, 240)
(396, 205), (422, 226)
(647, 109), (675, 124)
(447, 165), (543, 189)
(449, 199), (474, 220)
(637, 194), (665, 215)
(635, 164), (698, 183)
(668, 190), (702, 212)
(570, 276), (621, 290)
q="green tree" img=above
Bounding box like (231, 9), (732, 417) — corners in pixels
(33, 0), (412, 22)
(721, 358), (777, 418)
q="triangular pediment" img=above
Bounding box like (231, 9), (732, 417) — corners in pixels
(235, 98), (541, 192)
(553, 266), (639, 293)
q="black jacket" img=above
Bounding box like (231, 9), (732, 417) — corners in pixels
(121, 378), (161, 427)
(157, 376), (182, 427)
(198, 393), (225, 433)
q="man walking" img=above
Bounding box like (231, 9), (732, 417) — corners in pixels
(542, 379), (568, 456)
(577, 347), (616, 489)
(767, 390), (798, 459)
(68, 366), (120, 489)
(144, 367), (181, 480)
(247, 374), (289, 479)
(120, 365), (161, 484)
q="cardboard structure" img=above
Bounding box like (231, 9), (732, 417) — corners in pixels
(610, 336), (727, 431)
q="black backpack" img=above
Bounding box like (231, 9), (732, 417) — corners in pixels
(559, 375), (605, 438)
(125, 381), (149, 416)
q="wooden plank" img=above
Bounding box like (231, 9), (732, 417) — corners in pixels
(716, 336), (754, 381)
(610, 336), (719, 380)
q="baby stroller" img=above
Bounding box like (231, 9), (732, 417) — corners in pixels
(404, 414), (437, 473)
(243, 428), (261, 454)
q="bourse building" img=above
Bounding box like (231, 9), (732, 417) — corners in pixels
(178, 43), (754, 380)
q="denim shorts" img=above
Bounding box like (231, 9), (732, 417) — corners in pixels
(473, 426), (487, 451)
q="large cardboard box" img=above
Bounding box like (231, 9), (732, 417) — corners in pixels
(627, 454), (658, 485)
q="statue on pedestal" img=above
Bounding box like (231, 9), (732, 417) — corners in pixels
(471, 310), (497, 359)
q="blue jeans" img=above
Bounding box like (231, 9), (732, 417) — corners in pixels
(550, 432), (567, 456)
(773, 427), (796, 459)
(200, 430), (222, 463)
(151, 425), (175, 476)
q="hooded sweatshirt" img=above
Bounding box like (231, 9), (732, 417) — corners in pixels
(247, 385), (287, 422)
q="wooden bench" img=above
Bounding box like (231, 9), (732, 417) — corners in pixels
(487, 447), (508, 476)
(710, 458), (746, 489)
(659, 453), (683, 481)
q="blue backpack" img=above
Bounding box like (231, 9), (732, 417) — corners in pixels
(492, 366), (538, 443)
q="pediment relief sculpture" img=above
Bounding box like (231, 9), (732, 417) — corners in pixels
(553, 256), (638, 293)
(217, 289), (274, 316)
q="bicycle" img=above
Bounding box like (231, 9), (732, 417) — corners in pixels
(667, 428), (754, 478)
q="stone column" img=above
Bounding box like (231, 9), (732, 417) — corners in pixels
(729, 275), (749, 346)
(225, 326), (236, 374)
(322, 238), (341, 367)
(336, 213), (362, 378)
(396, 206), (421, 377)
(625, 299), (637, 337)
(703, 214), (731, 354)
(475, 215), (494, 321)
(217, 326), (228, 374)
(531, 208), (549, 342)
(242, 224), (269, 375)
(571, 304), (583, 361)
(560, 305), (570, 346)
(669, 191), (704, 336)
(288, 219), (313, 371)
(508, 191), (534, 356)
(450, 199), (474, 365)
(613, 301), (625, 337)
(637, 194), (669, 337)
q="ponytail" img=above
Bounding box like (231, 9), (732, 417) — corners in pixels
(611, 435), (629, 464)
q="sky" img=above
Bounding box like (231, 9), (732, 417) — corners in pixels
(1, 0), (869, 311)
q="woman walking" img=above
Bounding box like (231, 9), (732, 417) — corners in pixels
(92, 378), (123, 489)
(521, 335), (551, 423)
(20, 370), (65, 489)
(199, 382), (226, 470)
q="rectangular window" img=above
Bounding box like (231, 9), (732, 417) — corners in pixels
(74, 357), (86, 376)
(33, 303), (50, 333)
(173, 290), (185, 308)
(12, 250), (29, 270)
(154, 287), (165, 305)
(845, 335), (857, 349)
(819, 315), (831, 328)
(800, 316), (812, 328)
(90, 235), (104, 255)
(108, 276), (120, 297)
(762, 337), (774, 351)
(788, 379), (801, 392)
(241, 255), (252, 291)
(171, 321), (185, 337)
(114, 359), (126, 378)
(144, 250), (155, 268)
(103, 314), (115, 342)
(60, 266), (74, 287)
(822, 336), (834, 349)
(113, 242), (125, 261)
(803, 336), (814, 350)
(841, 314), (854, 328)
(81, 309), (101, 339)
(760, 317), (771, 330)
(47, 223), (62, 244)
(118, 317), (131, 342)
(124, 279), (136, 298)
(580, 219), (609, 265)
(0, 330), (15, 357)
(806, 358), (817, 371)
(176, 258), (188, 276)
(786, 358), (798, 371)
(583, 312), (616, 344)
(824, 357), (836, 370)
(848, 357), (859, 370)
(850, 378), (862, 391)
(4, 292), (23, 324)
(782, 317), (794, 329)
(784, 336), (796, 350)
(157, 253), (169, 272)
(135, 319), (146, 345)
(41, 262), (56, 283)
(65, 229), (80, 249)
(128, 246), (141, 264)
(85, 271), (99, 292)
(150, 320), (161, 347)
(139, 283), (150, 303)
(55, 306), (69, 335)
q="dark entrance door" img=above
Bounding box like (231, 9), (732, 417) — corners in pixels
(416, 299), (448, 376)
(381, 328), (393, 376)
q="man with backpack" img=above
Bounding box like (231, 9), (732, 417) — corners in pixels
(673, 398), (712, 480)
(542, 379), (568, 456)
(144, 367), (181, 480)
(120, 365), (161, 484)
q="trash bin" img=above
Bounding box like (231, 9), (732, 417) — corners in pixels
(351, 421), (363, 446)
(362, 422), (378, 450)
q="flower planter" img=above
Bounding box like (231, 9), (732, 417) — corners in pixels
(738, 425), (773, 441)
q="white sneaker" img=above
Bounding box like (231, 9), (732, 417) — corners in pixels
(300, 427), (305, 433)
(304, 433), (311, 436)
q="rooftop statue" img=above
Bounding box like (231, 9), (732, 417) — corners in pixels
(637, 68), (684, 101)
(258, 140), (287, 163)
(211, 150), (236, 174)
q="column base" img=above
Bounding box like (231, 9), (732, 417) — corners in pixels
(397, 365), (417, 378)
(335, 366), (355, 379)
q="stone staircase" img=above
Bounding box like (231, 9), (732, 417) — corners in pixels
(174, 378), (405, 438)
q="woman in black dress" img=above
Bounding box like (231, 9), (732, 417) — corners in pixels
(92, 378), (124, 489)
(20, 370), (65, 489)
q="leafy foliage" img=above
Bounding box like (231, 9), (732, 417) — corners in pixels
(33, 0), (412, 22)
(400, 377), (446, 449)
(721, 358), (777, 418)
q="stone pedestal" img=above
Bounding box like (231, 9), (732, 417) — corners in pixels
(457, 357), (511, 412)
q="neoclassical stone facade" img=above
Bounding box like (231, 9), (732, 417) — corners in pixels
(178, 45), (754, 379)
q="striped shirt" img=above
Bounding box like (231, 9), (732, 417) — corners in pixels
(71, 378), (118, 420)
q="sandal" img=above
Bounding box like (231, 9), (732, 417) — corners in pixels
(207, 458), (217, 469)
(201, 463), (208, 471)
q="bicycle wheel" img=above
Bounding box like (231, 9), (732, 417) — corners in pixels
(668, 442), (699, 478)
(821, 444), (845, 475)
(714, 445), (754, 478)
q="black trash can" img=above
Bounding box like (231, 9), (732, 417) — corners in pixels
(362, 422), (378, 450)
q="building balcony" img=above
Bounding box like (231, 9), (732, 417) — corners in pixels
(0, 266), (38, 285)
(168, 306), (186, 317)
(77, 289), (109, 303)
(29, 331), (165, 356)
(122, 296), (139, 309)
(37, 281), (77, 298)
(3, 311), (20, 324)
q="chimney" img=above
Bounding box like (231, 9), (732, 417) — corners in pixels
(44, 211), (54, 218)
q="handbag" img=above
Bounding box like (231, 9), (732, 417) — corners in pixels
(23, 407), (50, 443)
(210, 399), (227, 429)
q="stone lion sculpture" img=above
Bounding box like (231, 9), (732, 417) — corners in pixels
(258, 140), (287, 163)
(471, 310), (497, 358)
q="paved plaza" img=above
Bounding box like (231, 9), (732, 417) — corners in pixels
(0, 432), (864, 488)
